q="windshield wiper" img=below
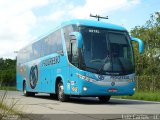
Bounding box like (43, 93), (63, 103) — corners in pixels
(98, 55), (110, 74)
(83, 64), (99, 73)
(90, 59), (102, 63)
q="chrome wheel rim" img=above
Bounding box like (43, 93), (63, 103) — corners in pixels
(23, 83), (26, 94)
(58, 84), (63, 99)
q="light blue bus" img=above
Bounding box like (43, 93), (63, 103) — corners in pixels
(16, 19), (144, 102)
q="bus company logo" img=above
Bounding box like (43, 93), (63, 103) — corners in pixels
(111, 82), (115, 86)
(98, 75), (104, 80)
(29, 65), (38, 89)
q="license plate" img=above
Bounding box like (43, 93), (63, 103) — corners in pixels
(108, 88), (118, 92)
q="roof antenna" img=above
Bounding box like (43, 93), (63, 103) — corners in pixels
(90, 14), (108, 21)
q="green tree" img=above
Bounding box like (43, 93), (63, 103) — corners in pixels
(131, 12), (160, 76)
(0, 58), (16, 86)
(131, 12), (160, 91)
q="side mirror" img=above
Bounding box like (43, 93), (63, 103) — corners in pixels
(131, 37), (144, 54)
(69, 32), (83, 48)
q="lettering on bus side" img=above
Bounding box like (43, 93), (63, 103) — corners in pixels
(42, 56), (60, 67)
(110, 76), (129, 79)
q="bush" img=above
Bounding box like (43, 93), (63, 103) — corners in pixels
(0, 58), (16, 87)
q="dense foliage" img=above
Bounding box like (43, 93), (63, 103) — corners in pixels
(131, 12), (160, 75)
(0, 58), (16, 86)
(131, 12), (160, 91)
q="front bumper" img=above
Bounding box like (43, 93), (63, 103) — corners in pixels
(78, 81), (135, 96)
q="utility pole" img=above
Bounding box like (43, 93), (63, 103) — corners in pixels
(90, 14), (108, 21)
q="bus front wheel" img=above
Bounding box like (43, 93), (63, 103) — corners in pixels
(23, 81), (35, 97)
(98, 96), (111, 103)
(57, 82), (69, 102)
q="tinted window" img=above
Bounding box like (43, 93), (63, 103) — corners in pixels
(32, 41), (42, 59)
(18, 47), (30, 63)
(63, 25), (74, 54)
(80, 26), (135, 75)
(18, 29), (63, 63)
(71, 40), (78, 67)
(50, 30), (63, 53)
(41, 37), (50, 56)
(63, 25), (78, 60)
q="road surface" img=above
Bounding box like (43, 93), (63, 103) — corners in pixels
(0, 91), (160, 120)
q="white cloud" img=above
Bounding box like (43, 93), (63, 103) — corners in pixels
(70, 0), (140, 19)
(43, 11), (66, 21)
(0, 0), (49, 59)
(42, 0), (140, 23)
(0, 0), (140, 59)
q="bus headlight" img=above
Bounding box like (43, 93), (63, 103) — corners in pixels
(76, 73), (96, 82)
(133, 88), (136, 91)
(83, 87), (88, 91)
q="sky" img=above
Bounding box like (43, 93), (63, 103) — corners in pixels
(0, 0), (159, 59)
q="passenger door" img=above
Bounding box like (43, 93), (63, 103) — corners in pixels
(69, 39), (79, 95)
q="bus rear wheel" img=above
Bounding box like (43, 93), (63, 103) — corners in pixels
(57, 82), (69, 102)
(98, 96), (111, 103)
(23, 82), (27, 96)
(23, 81), (35, 97)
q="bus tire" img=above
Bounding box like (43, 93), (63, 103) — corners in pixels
(23, 81), (35, 97)
(98, 96), (111, 103)
(57, 81), (69, 102)
(50, 93), (58, 99)
(28, 92), (35, 97)
(23, 81), (28, 96)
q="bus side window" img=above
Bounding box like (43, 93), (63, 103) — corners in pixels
(63, 25), (78, 62)
(71, 40), (78, 67)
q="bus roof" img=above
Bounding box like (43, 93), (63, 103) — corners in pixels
(18, 19), (127, 52)
(61, 19), (127, 31)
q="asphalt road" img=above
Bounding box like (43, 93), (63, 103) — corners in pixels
(0, 91), (160, 120)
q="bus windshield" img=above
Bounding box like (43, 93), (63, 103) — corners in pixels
(80, 26), (135, 75)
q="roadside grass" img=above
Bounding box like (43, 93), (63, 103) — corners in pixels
(0, 86), (16, 91)
(113, 91), (160, 102)
(0, 91), (18, 119)
(0, 91), (28, 120)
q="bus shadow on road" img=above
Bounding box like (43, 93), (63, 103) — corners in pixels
(33, 94), (160, 105)
(69, 97), (160, 105)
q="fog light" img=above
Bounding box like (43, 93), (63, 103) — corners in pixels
(133, 88), (136, 91)
(83, 87), (87, 91)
